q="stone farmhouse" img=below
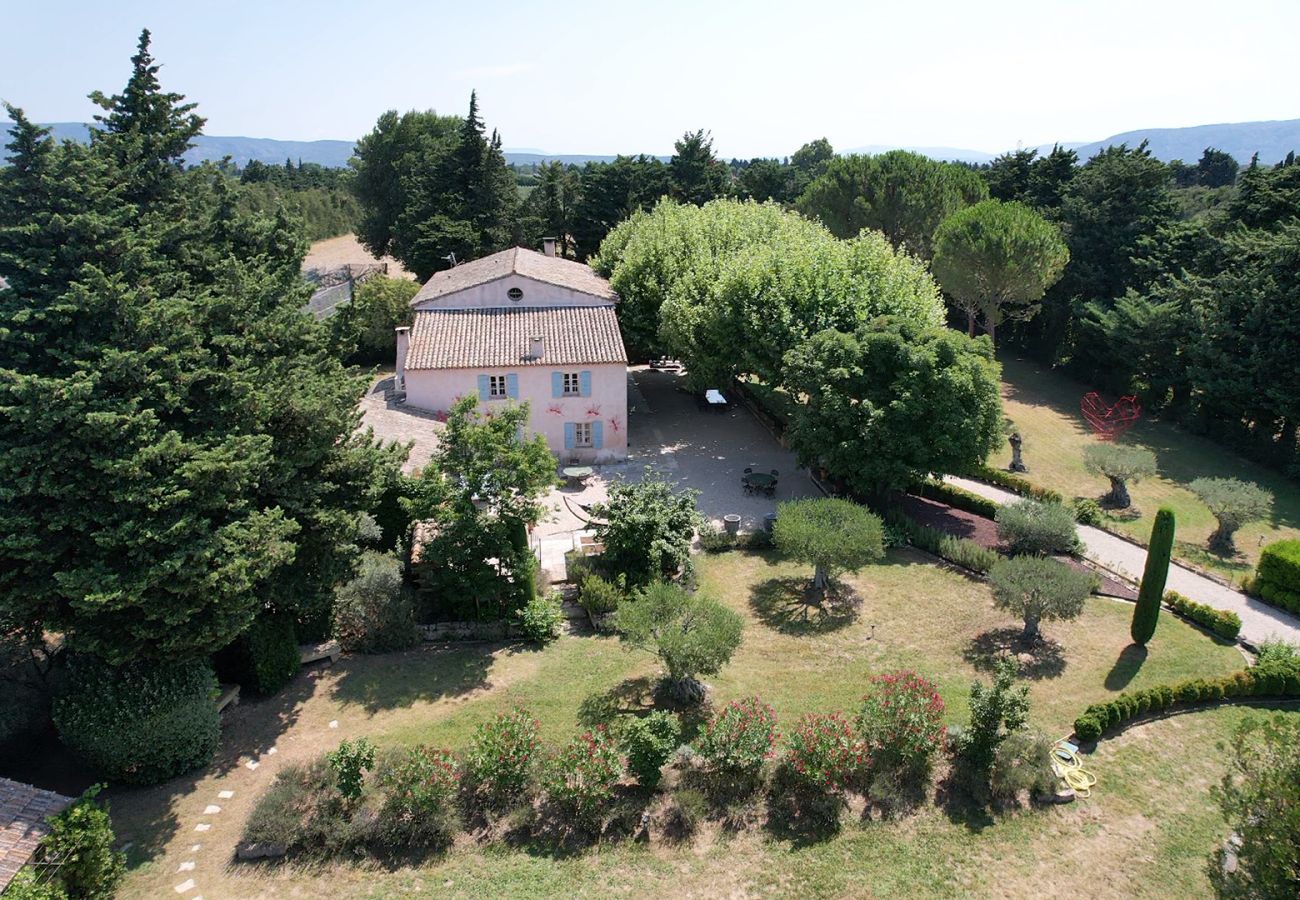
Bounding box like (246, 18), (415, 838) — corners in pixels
(395, 241), (628, 463)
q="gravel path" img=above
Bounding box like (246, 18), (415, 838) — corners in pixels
(947, 475), (1300, 646)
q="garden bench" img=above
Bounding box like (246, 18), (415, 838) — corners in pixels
(299, 640), (341, 666)
(217, 683), (241, 713)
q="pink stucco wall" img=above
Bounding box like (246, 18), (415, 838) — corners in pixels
(404, 363), (628, 463)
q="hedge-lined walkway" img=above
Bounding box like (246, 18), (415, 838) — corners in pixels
(895, 494), (1137, 600)
(947, 476), (1300, 646)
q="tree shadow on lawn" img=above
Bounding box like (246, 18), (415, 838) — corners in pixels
(577, 675), (712, 742)
(963, 627), (1067, 680)
(748, 576), (860, 636)
(109, 663), (328, 866)
(1103, 643), (1148, 691)
(330, 641), (496, 714)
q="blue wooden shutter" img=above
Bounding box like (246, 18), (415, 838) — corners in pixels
(592, 420), (604, 449)
(580, 370), (592, 397)
(552, 372), (563, 398)
(477, 374), (489, 401)
(564, 422), (576, 449)
(506, 373), (519, 399)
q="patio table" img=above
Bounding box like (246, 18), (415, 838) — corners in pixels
(742, 471), (777, 494)
(562, 465), (594, 486)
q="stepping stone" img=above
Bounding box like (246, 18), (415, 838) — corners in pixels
(267, 747), (277, 755)
(203, 805), (221, 815)
(217, 791), (234, 800)
(190, 844), (201, 853)
(174, 879), (195, 894)
(178, 861), (195, 872)
(245, 760), (259, 770)
(194, 823), (210, 832)
(329, 720), (339, 729)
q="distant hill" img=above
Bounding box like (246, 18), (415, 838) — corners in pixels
(1067, 119), (1300, 165)
(3, 123), (357, 168)
(842, 144), (997, 164)
(7, 117), (1299, 169)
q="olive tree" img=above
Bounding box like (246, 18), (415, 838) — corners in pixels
(1082, 443), (1157, 509)
(772, 498), (884, 597)
(1189, 477), (1274, 554)
(615, 581), (743, 703)
(988, 556), (1094, 642)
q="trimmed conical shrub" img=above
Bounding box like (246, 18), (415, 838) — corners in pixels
(1131, 507), (1175, 646)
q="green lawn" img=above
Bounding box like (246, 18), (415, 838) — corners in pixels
(112, 549), (1267, 899)
(994, 356), (1300, 580)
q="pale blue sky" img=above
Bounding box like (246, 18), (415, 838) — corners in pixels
(3, 0), (1298, 158)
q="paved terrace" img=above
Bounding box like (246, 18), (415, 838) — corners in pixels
(533, 367), (820, 580)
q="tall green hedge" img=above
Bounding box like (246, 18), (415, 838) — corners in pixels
(53, 655), (221, 784)
(1074, 657), (1300, 741)
(1131, 508), (1174, 645)
(1165, 591), (1242, 639)
(214, 613), (300, 696)
(1255, 540), (1300, 614)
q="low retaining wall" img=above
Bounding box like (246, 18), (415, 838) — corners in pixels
(420, 621), (525, 641)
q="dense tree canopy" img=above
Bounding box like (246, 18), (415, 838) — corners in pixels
(0, 33), (405, 661)
(669, 130), (730, 206)
(351, 94), (518, 280)
(931, 199), (1069, 343)
(782, 321), (1004, 495)
(797, 150), (988, 258)
(593, 198), (944, 381)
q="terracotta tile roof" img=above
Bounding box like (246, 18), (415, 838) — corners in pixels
(406, 306), (627, 370)
(410, 247), (618, 305)
(0, 778), (72, 891)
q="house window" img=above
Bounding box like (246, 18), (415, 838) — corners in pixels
(573, 422), (593, 447)
(488, 375), (508, 399)
(507, 287), (523, 301)
(562, 372), (581, 397)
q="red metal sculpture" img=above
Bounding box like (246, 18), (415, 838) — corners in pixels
(1081, 392), (1141, 440)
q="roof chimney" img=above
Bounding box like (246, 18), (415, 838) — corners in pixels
(542, 237), (557, 258)
(395, 326), (411, 393)
(529, 335), (545, 360)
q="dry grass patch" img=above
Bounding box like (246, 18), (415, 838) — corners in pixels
(992, 356), (1300, 578)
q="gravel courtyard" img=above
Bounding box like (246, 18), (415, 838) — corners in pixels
(358, 366), (821, 578)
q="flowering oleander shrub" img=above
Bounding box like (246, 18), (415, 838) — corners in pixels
(545, 726), (624, 829)
(784, 712), (868, 794)
(378, 745), (461, 847)
(464, 707), (544, 807)
(856, 670), (946, 776)
(695, 696), (779, 778)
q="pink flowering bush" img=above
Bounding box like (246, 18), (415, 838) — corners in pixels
(464, 707), (544, 807)
(378, 745), (461, 847)
(696, 696), (780, 778)
(545, 725), (624, 830)
(856, 670), (946, 776)
(785, 712), (869, 794)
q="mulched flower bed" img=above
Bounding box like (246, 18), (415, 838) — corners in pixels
(896, 494), (1137, 601)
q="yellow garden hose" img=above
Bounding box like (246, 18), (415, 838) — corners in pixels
(1051, 740), (1098, 798)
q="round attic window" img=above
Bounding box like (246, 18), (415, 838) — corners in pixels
(507, 287), (524, 301)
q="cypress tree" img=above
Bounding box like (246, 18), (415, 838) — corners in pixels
(1131, 507), (1175, 646)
